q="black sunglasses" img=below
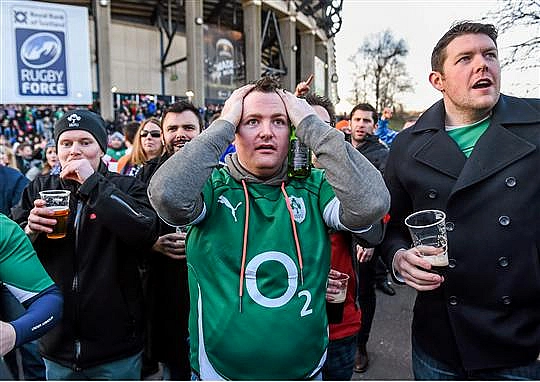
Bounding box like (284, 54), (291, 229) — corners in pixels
(140, 130), (161, 138)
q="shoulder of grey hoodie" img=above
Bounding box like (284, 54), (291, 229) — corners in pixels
(296, 114), (390, 229)
(147, 118), (236, 226)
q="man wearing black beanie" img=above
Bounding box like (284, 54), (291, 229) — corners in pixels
(12, 109), (159, 380)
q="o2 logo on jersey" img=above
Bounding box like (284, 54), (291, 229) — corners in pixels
(20, 32), (62, 69)
(245, 251), (312, 317)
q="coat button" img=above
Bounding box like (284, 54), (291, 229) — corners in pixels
(498, 257), (509, 267)
(501, 296), (512, 305)
(449, 296), (458, 306)
(505, 177), (516, 187)
(448, 259), (456, 268)
(499, 216), (510, 226)
(445, 222), (455, 231)
(426, 189), (438, 199)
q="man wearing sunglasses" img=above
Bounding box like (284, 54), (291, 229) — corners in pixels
(136, 101), (203, 380)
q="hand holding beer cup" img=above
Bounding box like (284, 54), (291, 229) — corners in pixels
(393, 209), (448, 291)
(28, 190), (71, 239)
(325, 269), (349, 324)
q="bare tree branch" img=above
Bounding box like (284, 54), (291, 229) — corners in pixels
(484, 0), (540, 69)
(348, 29), (412, 111)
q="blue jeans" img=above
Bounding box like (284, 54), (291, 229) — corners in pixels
(322, 335), (356, 380)
(413, 339), (540, 380)
(43, 351), (142, 380)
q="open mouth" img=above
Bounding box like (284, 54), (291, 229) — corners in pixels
(472, 78), (493, 89)
(255, 144), (276, 153)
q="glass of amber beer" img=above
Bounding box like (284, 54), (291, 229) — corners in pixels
(39, 190), (70, 239)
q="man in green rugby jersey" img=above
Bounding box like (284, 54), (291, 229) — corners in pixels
(148, 77), (389, 380)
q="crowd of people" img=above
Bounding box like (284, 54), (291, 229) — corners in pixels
(0, 21), (538, 381)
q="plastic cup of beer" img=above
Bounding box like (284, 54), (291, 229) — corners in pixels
(326, 272), (349, 324)
(39, 190), (70, 239)
(405, 209), (448, 272)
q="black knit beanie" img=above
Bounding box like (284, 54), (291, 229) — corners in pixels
(54, 110), (108, 153)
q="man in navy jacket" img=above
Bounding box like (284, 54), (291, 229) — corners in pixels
(381, 21), (539, 379)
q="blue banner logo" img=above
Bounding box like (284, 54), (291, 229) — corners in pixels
(16, 28), (68, 96)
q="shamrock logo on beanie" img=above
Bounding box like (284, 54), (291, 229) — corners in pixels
(54, 110), (108, 153)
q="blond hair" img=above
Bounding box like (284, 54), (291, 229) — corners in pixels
(129, 118), (163, 166)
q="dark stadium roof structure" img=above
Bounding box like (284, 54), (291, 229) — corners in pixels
(43, 0), (342, 38)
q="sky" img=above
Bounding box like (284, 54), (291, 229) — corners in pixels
(334, 0), (540, 112)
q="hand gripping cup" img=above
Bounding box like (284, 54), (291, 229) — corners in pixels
(39, 190), (70, 239)
(405, 209), (449, 272)
(326, 273), (349, 324)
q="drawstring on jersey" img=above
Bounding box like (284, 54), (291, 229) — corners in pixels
(238, 180), (305, 312)
(239, 179), (250, 313)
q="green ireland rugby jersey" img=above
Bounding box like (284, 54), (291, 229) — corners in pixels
(0, 214), (54, 302)
(186, 168), (335, 380)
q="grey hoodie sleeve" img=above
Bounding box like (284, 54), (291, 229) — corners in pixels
(296, 114), (390, 229)
(147, 119), (236, 226)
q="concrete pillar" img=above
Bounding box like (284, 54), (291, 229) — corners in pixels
(94, 0), (113, 121)
(279, 15), (296, 92)
(326, 38), (339, 103)
(242, 0), (261, 82)
(299, 30), (315, 85)
(315, 40), (328, 97)
(185, 0), (205, 108)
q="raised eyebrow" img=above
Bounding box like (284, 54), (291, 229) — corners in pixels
(242, 112), (263, 120)
(483, 47), (498, 54)
(271, 113), (287, 119)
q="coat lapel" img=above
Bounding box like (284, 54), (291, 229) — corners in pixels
(411, 99), (466, 179)
(412, 130), (466, 179)
(451, 121), (535, 195)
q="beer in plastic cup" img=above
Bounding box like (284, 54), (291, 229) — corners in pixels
(405, 209), (449, 273)
(39, 190), (70, 239)
(326, 272), (349, 324)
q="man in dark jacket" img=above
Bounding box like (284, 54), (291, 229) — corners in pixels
(382, 21), (540, 379)
(12, 109), (159, 380)
(349, 103), (395, 373)
(0, 164), (28, 215)
(136, 101), (203, 380)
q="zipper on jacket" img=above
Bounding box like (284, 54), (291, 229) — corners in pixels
(72, 201), (83, 370)
(72, 339), (82, 371)
(110, 194), (142, 217)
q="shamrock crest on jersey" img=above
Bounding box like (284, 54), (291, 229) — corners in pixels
(289, 196), (306, 223)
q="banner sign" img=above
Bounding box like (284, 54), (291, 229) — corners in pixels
(1, 1), (92, 104)
(204, 25), (245, 101)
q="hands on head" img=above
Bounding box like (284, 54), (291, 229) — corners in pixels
(219, 82), (316, 129)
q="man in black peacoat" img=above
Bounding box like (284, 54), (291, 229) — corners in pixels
(381, 21), (540, 379)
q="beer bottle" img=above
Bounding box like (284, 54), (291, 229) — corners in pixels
(287, 124), (311, 179)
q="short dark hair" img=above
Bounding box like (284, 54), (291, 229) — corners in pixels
(250, 76), (282, 93)
(304, 93), (336, 126)
(123, 122), (140, 144)
(349, 103), (378, 125)
(431, 21), (498, 73)
(161, 101), (203, 131)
